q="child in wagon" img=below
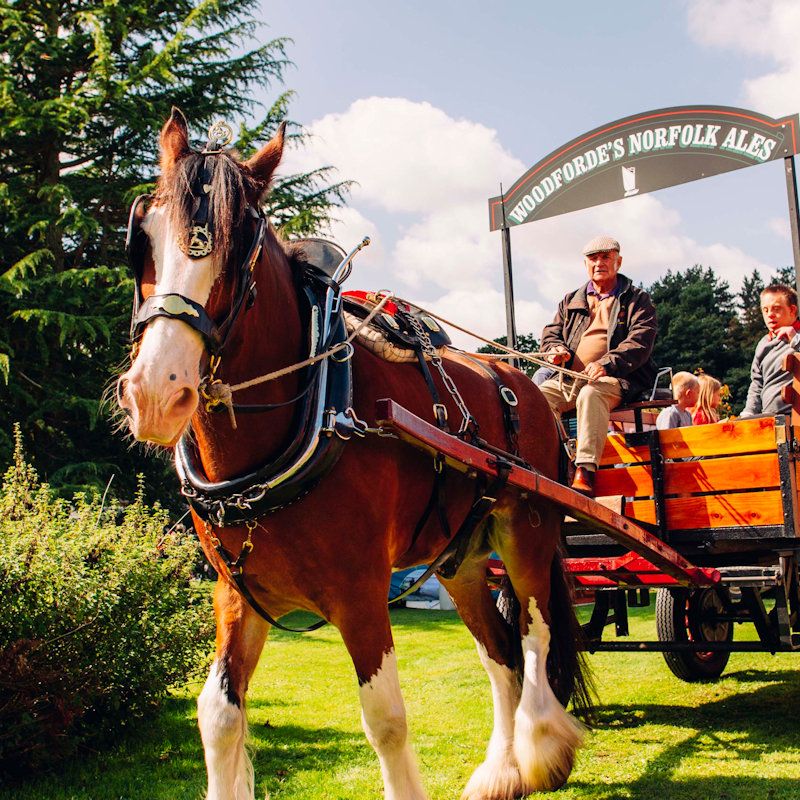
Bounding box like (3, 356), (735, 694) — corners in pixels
(656, 371), (699, 430)
(692, 373), (722, 425)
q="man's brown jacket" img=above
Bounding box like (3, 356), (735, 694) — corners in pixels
(540, 273), (658, 403)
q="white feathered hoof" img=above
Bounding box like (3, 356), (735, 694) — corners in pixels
(513, 711), (583, 793)
(461, 755), (523, 800)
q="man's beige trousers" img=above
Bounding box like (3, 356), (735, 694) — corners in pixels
(538, 375), (622, 468)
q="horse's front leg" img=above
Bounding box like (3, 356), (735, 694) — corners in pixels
(198, 578), (270, 800)
(335, 600), (428, 800)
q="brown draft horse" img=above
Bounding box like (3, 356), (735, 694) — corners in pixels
(116, 108), (589, 800)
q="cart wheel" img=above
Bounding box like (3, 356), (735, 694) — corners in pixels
(655, 586), (732, 682)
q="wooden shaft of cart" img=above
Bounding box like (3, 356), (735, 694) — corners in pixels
(375, 398), (720, 588)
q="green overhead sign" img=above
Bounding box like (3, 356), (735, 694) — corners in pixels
(488, 105), (800, 231)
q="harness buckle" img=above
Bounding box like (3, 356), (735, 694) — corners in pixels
(432, 403), (448, 424)
(499, 386), (519, 407)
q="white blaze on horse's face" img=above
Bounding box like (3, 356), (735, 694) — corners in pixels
(118, 205), (221, 446)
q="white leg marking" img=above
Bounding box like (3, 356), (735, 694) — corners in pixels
(359, 649), (428, 800)
(461, 643), (522, 800)
(197, 660), (255, 800)
(514, 597), (584, 792)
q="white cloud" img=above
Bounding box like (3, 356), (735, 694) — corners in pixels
(280, 96), (523, 214)
(768, 216), (792, 239)
(686, 0), (800, 115)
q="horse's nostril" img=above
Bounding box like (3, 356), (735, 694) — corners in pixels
(166, 386), (199, 421)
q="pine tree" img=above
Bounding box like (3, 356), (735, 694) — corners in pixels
(0, 0), (349, 503)
(478, 333), (541, 377)
(647, 266), (743, 401)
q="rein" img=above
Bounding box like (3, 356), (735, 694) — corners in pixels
(201, 290), (395, 427)
(200, 295), (590, 420)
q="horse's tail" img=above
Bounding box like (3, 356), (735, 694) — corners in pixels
(546, 546), (595, 722)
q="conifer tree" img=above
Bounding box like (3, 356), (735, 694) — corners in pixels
(647, 266), (741, 398)
(0, 0), (349, 502)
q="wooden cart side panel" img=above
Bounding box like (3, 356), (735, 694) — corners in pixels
(595, 451), (782, 499)
(595, 463), (654, 498)
(599, 417), (775, 466)
(657, 417), (777, 459)
(663, 452), (781, 494)
(627, 489), (785, 529)
(600, 438), (650, 465)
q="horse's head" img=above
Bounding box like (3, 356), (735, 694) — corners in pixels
(117, 108), (285, 446)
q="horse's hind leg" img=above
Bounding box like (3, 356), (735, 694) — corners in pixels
(497, 505), (584, 793)
(198, 579), (270, 800)
(335, 600), (428, 800)
(440, 563), (524, 800)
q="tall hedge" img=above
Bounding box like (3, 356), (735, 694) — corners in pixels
(0, 428), (214, 773)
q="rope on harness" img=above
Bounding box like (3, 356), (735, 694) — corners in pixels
(400, 302), (591, 383)
(202, 292), (397, 424)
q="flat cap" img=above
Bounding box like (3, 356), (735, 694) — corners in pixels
(583, 235), (620, 256)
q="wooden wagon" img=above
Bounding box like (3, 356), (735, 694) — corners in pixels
(377, 352), (800, 682)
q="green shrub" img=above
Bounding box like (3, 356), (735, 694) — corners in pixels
(0, 427), (214, 772)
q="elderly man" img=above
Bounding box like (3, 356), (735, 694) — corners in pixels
(538, 236), (657, 495)
(741, 283), (800, 417)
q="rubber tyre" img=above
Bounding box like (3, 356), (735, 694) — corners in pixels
(655, 586), (732, 682)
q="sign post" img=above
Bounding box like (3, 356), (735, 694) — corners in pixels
(784, 156), (800, 298)
(499, 190), (519, 368)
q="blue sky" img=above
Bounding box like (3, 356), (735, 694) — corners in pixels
(255, 0), (800, 346)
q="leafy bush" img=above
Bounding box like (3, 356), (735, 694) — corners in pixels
(0, 427), (214, 772)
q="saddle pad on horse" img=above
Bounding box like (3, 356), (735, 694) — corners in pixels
(342, 291), (452, 363)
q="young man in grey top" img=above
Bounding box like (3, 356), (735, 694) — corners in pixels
(741, 284), (800, 417)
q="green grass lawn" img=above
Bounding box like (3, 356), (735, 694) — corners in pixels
(5, 603), (800, 800)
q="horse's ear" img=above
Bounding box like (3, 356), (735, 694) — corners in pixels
(243, 121), (286, 201)
(160, 107), (192, 172)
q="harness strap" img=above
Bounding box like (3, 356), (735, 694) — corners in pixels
(458, 353), (522, 456)
(413, 346), (449, 430)
(404, 457), (452, 552)
(436, 459), (513, 581)
(210, 532), (328, 633)
(392, 457), (513, 602)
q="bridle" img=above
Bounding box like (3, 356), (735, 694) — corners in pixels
(125, 122), (266, 386)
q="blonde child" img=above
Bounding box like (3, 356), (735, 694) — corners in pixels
(656, 371), (700, 430)
(692, 374), (722, 425)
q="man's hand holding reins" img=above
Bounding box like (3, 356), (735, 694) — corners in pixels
(582, 361), (607, 381)
(547, 345), (570, 365)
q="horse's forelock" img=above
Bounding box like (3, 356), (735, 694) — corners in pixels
(156, 151), (261, 264)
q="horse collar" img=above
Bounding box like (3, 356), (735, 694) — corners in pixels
(175, 270), (354, 527)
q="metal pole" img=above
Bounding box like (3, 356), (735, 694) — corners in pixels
(501, 227), (520, 369)
(784, 156), (800, 297)
(499, 187), (519, 369)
